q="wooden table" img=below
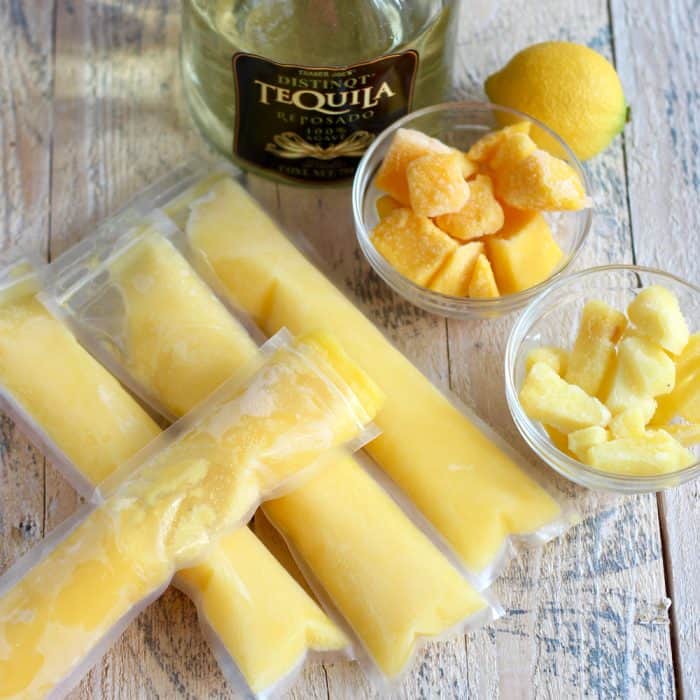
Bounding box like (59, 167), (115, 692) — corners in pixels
(1, 1), (698, 697)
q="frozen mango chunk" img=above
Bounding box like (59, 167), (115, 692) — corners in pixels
(467, 122), (532, 163)
(654, 333), (700, 423)
(609, 398), (657, 438)
(468, 254), (499, 298)
(526, 346), (569, 376)
(565, 300), (627, 397)
(606, 334), (676, 413)
(460, 153), (478, 178)
(664, 423), (700, 447)
(496, 150), (587, 211)
(627, 285), (690, 355)
(587, 430), (694, 475)
(435, 174), (504, 241)
(371, 208), (457, 286)
(406, 152), (470, 217)
(428, 242), (483, 297)
(376, 195), (402, 219)
(485, 210), (562, 294)
(375, 128), (453, 204)
(489, 131), (538, 173)
(568, 426), (609, 462)
(520, 362), (611, 433)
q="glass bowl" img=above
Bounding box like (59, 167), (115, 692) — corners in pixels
(352, 101), (593, 319)
(505, 265), (700, 493)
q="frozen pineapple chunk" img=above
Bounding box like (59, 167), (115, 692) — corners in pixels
(435, 174), (504, 241)
(428, 242), (483, 297)
(467, 122), (532, 163)
(609, 398), (657, 438)
(606, 334), (676, 413)
(485, 210), (563, 294)
(587, 430), (694, 475)
(654, 333), (700, 423)
(468, 254), (499, 298)
(664, 423), (700, 447)
(375, 195), (402, 219)
(496, 150), (587, 211)
(525, 346), (569, 376)
(520, 362), (611, 434)
(371, 208), (457, 286)
(374, 128), (453, 204)
(406, 152), (471, 217)
(568, 426), (610, 462)
(565, 300), (628, 397)
(627, 285), (690, 355)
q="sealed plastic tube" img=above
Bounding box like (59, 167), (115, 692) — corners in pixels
(177, 527), (348, 698)
(182, 174), (571, 581)
(0, 330), (381, 699)
(0, 260), (162, 491)
(42, 222), (499, 681)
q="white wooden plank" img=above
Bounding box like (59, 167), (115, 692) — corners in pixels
(0, 0), (53, 574)
(611, 0), (700, 694)
(445, 0), (675, 697)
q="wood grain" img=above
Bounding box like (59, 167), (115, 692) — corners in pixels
(612, 0), (700, 695)
(0, 0), (53, 582)
(0, 0), (693, 698)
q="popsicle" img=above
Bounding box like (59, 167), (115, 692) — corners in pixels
(75, 228), (492, 677)
(0, 294), (161, 485)
(176, 528), (348, 694)
(185, 176), (564, 574)
(107, 232), (259, 417)
(0, 330), (379, 699)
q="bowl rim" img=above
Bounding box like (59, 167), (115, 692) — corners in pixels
(351, 100), (594, 317)
(505, 263), (700, 492)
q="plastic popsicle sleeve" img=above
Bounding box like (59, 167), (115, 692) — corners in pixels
(183, 174), (572, 580)
(0, 329), (380, 699)
(46, 217), (499, 681)
(176, 527), (349, 697)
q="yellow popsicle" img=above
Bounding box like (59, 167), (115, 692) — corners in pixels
(263, 455), (488, 676)
(176, 528), (347, 693)
(0, 295), (161, 485)
(186, 176), (563, 574)
(100, 228), (491, 677)
(108, 232), (258, 417)
(0, 331), (377, 699)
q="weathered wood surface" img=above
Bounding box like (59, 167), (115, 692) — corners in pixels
(0, 0), (696, 698)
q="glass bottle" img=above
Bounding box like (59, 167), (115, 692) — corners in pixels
(181, 0), (460, 185)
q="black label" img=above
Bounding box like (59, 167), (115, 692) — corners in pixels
(232, 51), (419, 184)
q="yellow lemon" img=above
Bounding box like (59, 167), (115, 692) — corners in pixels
(485, 42), (627, 160)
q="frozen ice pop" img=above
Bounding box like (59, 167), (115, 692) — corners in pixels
(176, 528), (348, 694)
(0, 331), (379, 699)
(185, 176), (564, 574)
(0, 295), (161, 486)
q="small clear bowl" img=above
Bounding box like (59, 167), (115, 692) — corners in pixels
(352, 101), (593, 319)
(505, 265), (700, 493)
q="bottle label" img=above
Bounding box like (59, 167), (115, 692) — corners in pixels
(232, 51), (419, 184)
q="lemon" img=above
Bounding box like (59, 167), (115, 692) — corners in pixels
(485, 42), (627, 160)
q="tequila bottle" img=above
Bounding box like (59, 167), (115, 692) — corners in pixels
(181, 0), (459, 184)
